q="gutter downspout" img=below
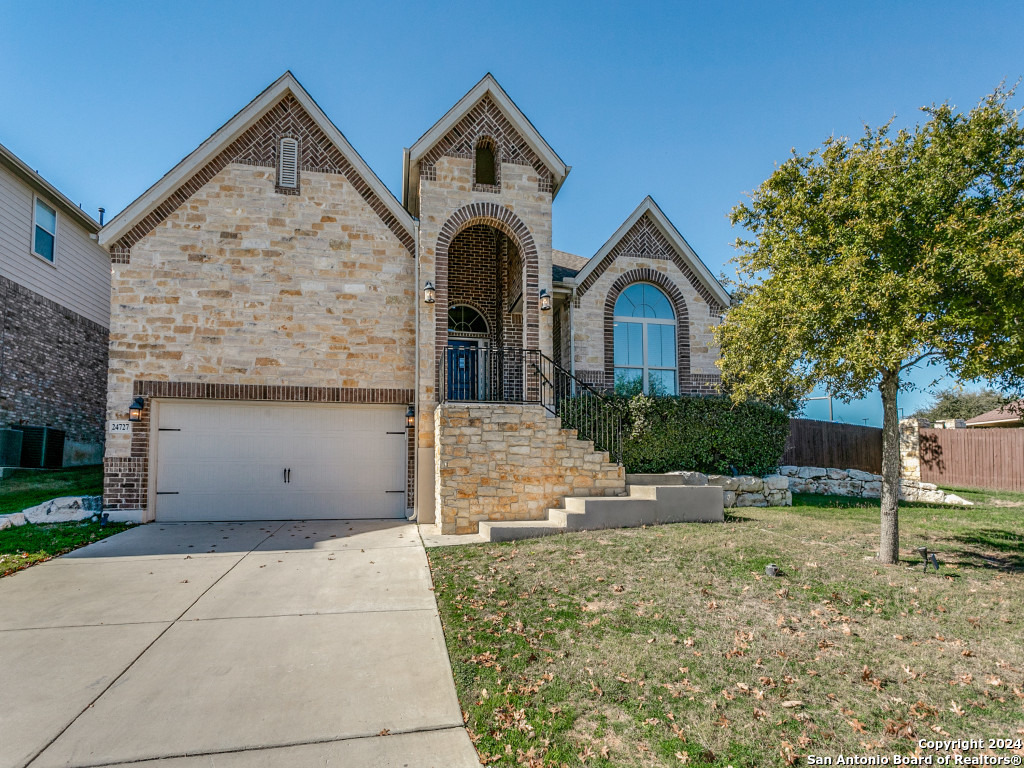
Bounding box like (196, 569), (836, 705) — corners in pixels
(408, 219), (420, 521)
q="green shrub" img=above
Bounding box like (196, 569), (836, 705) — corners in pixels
(560, 393), (789, 476)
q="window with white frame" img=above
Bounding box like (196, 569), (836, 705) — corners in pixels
(32, 198), (57, 262)
(613, 283), (677, 395)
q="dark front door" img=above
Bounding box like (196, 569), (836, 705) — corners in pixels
(447, 341), (479, 401)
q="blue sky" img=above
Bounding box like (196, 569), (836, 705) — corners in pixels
(2, 0), (1020, 425)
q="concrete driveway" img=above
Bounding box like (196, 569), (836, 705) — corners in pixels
(0, 520), (479, 768)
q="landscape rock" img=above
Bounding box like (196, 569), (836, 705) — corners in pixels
(764, 474), (790, 491)
(722, 490), (737, 508)
(22, 496), (103, 525)
(706, 475), (739, 491)
(847, 469), (876, 482)
(798, 466), (827, 479)
(777, 466), (800, 477)
(737, 476), (764, 493)
(1, 513), (27, 528)
(826, 468), (849, 480)
(667, 471), (708, 486)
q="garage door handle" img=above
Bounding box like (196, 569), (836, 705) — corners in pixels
(386, 490), (404, 493)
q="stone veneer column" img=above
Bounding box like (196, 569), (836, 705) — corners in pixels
(898, 418), (931, 481)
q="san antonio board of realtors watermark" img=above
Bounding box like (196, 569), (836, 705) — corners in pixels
(807, 737), (1024, 765)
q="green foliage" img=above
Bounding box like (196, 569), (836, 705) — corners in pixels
(717, 85), (1024, 406)
(561, 393), (789, 476)
(912, 387), (1014, 421)
(0, 520), (134, 577)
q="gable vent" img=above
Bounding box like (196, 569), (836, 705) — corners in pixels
(278, 138), (299, 188)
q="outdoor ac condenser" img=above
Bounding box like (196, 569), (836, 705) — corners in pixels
(13, 426), (65, 469)
(0, 429), (23, 466)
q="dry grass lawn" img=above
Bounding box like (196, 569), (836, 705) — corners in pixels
(426, 489), (1024, 767)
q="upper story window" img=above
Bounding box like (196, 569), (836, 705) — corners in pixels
(474, 139), (496, 186)
(613, 283), (677, 395)
(32, 198), (57, 263)
(278, 137), (299, 190)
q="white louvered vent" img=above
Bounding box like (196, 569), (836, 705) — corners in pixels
(278, 138), (299, 188)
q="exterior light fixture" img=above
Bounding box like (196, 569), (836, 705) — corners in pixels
(423, 281), (436, 304)
(406, 405), (415, 430)
(539, 288), (552, 312)
(128, 396), (146, 422)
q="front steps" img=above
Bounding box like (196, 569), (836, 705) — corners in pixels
(478, 483), (724, 542)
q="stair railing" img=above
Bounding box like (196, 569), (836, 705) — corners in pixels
(530, 352), (623, 466)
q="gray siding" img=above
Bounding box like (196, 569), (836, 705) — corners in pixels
(0, 165), (109, 328)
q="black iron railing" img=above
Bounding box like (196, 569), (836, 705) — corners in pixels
(439, 345), (622, 464)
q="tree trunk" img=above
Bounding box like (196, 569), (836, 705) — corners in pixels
(878, 372), (901, 564)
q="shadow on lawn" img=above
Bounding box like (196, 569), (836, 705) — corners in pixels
(949, 528), (1024, 571)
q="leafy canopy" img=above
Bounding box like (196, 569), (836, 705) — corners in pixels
(716, 86), (1024, 404)
(911, 387), (1013, 421)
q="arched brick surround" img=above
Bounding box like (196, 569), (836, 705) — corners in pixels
(603, 269), (691, 393)
(434, 202), (539, 373)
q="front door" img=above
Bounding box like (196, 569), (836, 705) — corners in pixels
(447, 340), (479, 401)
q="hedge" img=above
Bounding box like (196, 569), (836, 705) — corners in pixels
(561, 393), (790, 476)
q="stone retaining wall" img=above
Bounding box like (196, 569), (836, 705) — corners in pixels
(434, 403), (625, 534)
(649, 466), (971, 508)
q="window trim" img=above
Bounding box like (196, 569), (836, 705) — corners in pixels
(31, 195), (58, 267)
(612, 282), (678, 395)
(447, 303), (490, 338)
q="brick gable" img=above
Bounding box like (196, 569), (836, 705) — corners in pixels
(110, 94), (414, 261)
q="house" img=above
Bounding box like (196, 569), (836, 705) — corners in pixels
(98, 72), (729, 532)
(0, 141), (109, 467)
(965, 401), (1023, 428)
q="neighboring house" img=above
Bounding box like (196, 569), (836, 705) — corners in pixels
(965, 401), (1023, 428)
(0, 142), (109, 466)
(98, 72), (728, 531)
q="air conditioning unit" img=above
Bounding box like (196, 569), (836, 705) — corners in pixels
(13, 426), (65, 469)
(0, 429), (23, 466)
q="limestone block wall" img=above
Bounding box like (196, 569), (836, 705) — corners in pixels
(571, 255), (722, 392)
(104, 163), (415, 511)
(415, 156), (554, 522)
(434, 403), (625, 534)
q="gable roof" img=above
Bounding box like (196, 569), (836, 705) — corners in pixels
(99, 71), (416, 253)
(965, 400), (1023, 427)
(0, 141), (100, 233)
(403, 74), (570, 215)
(573, 196), (731, 311)
(552, 249), (588, 282)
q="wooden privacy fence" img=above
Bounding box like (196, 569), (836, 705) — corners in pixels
(920, 428), (1024, 492)
(780, 418), (883, 474)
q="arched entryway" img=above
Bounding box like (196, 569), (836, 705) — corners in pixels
(434, 203), (540, 402)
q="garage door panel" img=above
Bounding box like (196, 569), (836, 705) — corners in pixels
(155, 402), (407, 521)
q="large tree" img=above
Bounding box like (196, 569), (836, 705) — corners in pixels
(717, 87), (1024, 564)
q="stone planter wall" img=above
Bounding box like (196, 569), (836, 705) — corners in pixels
(646, 465), (972, 508)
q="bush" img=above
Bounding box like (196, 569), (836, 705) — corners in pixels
(561, 393), (789, 476)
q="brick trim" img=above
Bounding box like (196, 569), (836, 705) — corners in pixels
(578, 213), (724, 315)
(420, 95), (553, 194)
(603, 269), (691, 394)
(110, 94), (414, 262)
(103, 381), (415, 512)
(434, 202), (540, 389)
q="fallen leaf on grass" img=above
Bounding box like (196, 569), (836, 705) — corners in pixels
(781, 700), (803, 708)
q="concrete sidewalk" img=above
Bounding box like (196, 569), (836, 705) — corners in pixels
(0, 520), (479, 768)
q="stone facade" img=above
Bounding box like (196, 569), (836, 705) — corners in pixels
(434, 403), (625, 534)
(0, 275), (108, 463)
(104, 162), (415, 511)
(570, 213), (722, 393)
(415, 156), (555, 524)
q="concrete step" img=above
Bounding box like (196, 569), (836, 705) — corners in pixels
(477, 484), (724, 542)
(478, 519), (566, 542)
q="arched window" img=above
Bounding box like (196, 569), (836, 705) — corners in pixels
(613, 283), (677, 395)
(448, 304), (488, 335)
(475, 139), (497, 186)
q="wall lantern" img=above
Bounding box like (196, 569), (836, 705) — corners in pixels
(128, 397), (146, 422)
(539, 288), (552, 312)
(406, 405), (415, 430)
(423, 281), (436, 304)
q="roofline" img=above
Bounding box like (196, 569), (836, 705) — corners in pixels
(573, 196), (732, 309)
(0, 141), (100, 232)
(403, 74), (570, 210)
(966, 415), (1022, 426)
(100, 71), (416, 248)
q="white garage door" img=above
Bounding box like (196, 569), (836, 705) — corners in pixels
(154, 401), (408, 521)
